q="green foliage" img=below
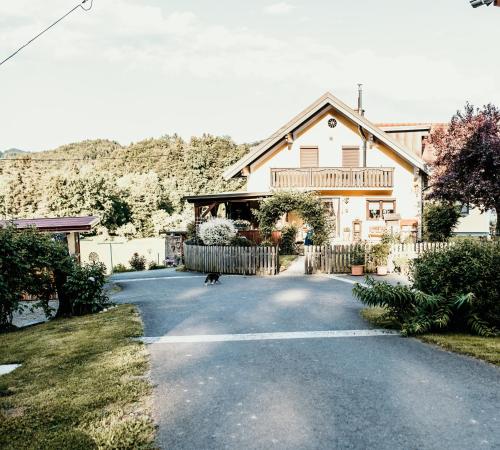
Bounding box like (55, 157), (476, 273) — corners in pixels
(423, 202), (461, 242)
(186, 221), (197, 239)
(260, 240), (273, 247)
(129, 253), (146, 271)
(230, 235), (254, 247)
(113, 263), (132, 273)
(65, 263), (112, 316)
(370, 242), (390, 266)
(354, 240), (500, 336)
(0, 227), (111, 329)
(279, 225), (298, 255)
(411, 240), (500, 327)
(254, 191), (329, 245)
(0, 136), (250, 238)
(233, 219), (251, 231)
(184, 236), (204, 246)
(350, 244), (366, 266)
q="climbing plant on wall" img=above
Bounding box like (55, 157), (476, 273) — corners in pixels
(254, 191), (330, 245)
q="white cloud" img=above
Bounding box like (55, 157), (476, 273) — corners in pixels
(263, 2), (296, 15)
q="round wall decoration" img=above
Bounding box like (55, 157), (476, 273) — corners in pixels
(328, 118), (337, 128)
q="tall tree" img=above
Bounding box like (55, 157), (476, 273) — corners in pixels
(428, 103), (500, 235)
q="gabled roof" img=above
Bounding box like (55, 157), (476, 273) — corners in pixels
(0, 216), (100, 232)
(223, 92), (428, 180)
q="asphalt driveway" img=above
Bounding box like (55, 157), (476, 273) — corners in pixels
(112, 270), (500, 450)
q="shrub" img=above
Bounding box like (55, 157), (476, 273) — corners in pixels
(354, 240), (500, 336)
(186, 221), (197, 239)
(260, 240), (273, 247)
(113, 263), (131, 273)
(129, 253), (146, 271)
(423, 202), (461, 242)
(65, 262), (112, 316)
(370, 242), (390, 266)
(350, 244), (366, 266)
(279, 225), (298, 255)
(198, 218), (237, 246)
(230, 235), (253, 247)
(184, 236), (204, 246)
(411, 240), (500, 327)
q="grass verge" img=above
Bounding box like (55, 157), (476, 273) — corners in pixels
(279, 254), (298, 272)
(0, 305), (155, 449)
(360, 307), (500, 366)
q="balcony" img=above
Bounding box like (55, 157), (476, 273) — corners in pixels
(270, 167), (394, 189)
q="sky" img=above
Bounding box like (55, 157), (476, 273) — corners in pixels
(0, 0), (499, 152)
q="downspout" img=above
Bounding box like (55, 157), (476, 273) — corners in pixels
(357, 84), (367, 167)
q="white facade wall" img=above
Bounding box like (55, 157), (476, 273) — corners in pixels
(80, 237), (166, 274)
(454, 209), (491, 236)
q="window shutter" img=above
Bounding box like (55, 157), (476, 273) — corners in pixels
(342, 146), (360, 167)
(300, 146), (319, 168)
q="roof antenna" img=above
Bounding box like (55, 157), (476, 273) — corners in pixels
(357, 83), (365, 116)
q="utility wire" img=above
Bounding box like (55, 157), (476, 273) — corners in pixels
(0, 154), (176, 163)
(0, 0), (94, 68)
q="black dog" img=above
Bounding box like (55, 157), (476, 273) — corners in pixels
(204, 273), (221, 285)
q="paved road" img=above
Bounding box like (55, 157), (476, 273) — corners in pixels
(112, 271), (500, 450)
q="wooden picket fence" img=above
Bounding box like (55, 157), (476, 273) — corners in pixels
(305, 242), (452, 274)
(183, 244), (279, 275)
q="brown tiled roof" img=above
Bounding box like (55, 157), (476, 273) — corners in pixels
(0, 216), (100, 232)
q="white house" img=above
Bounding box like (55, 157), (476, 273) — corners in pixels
(186, 91), (490, 241)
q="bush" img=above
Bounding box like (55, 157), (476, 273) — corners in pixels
(184, 236), (204, 246)
(129, 253), (146, 271)
(350, 244), (366, 266)
(198, 218), (237, 246)
(260, 240), (274, 247)
(186, 221), (197, 239)
(279, 225), (298, 255)
(354, 240), (500, 336)
(370, 242), (390, 266)
(230, 235), (254, 247)
(113, 263), (131, 273)
(424, 202), (461, 242)
(411, 240), (500, 327)
(65, 262), (112, 316)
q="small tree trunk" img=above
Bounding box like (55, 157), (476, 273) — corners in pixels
(496, 203), (500, 237)
(54, 269), (72, 318)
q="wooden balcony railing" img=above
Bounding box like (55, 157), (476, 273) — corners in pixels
(270, 167), (394, 189)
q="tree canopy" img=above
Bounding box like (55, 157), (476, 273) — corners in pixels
(427, 103), (500, 234)
(0, 135), (249, 237)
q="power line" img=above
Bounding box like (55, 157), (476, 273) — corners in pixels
(0, 0), (94, 68)
(0, 154), (175, 163)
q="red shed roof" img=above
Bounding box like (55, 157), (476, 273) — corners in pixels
(0, 216), (100, 232)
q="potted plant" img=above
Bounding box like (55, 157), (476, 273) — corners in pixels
(370, 242), (390, 276)
(350, 244), (365, 276)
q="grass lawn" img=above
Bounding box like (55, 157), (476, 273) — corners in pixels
(0, 305), (155, 450)
(279, 254), (298, 272)
(361, 307), (500, 366)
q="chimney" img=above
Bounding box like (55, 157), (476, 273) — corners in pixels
(357, 83), (365, 116)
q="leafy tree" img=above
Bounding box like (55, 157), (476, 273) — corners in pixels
(428, 103), (500, 235)
(423, 202), (461, 242)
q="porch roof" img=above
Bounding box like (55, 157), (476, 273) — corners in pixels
(184, 191), (271, 204)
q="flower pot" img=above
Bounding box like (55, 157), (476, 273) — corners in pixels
(351, 265), (364, 276)
(376, 265), (388, 276)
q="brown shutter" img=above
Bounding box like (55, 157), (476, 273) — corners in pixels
(342, 146), (360, 167)
(300, 146), (319, 168)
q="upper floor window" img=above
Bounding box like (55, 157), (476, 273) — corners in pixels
(342, 146), (360, 167)
(300, 146), (319, 168)
(367, 199), (396, 220)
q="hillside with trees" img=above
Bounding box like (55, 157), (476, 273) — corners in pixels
(0, 135), (249, 237)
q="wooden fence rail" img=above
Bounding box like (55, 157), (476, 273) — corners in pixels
(305, 242), (452, 274)
(183, 244), (279, 275)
